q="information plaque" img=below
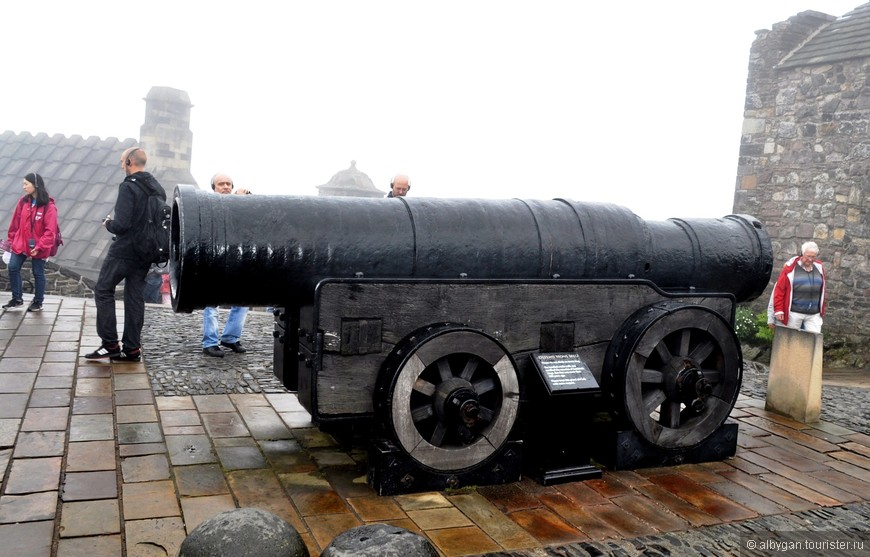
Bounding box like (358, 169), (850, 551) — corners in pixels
(531, 352), (600, 395)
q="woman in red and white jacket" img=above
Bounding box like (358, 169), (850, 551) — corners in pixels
(2, 172), (58, 313)
(772, 241), (826, 333)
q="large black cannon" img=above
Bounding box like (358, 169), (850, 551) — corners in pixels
(170, 185), (772, 493)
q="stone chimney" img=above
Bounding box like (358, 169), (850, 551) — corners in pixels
(139, 86), (198, 194)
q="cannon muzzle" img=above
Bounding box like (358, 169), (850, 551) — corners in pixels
(169, 185), (772, 312)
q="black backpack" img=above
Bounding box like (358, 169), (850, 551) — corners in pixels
(134, 193), (171, 265)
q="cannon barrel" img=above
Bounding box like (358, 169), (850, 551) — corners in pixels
(169, 185), (772, 312)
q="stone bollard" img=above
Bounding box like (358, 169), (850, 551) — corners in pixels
(320, 523), (438, 557)
(178, 508), (309, 557)
(765, 326), (824, 423)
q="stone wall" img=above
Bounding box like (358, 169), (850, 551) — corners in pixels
(734, 12), (870, 355)
(0, 259), (96, 299)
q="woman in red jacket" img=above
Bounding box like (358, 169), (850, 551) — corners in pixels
(2, 173), (58, 312)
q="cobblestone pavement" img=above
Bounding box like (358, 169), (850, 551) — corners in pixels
(142, 305), (286, 396)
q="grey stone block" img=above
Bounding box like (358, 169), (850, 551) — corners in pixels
(178, 507), (308, 557)
(321, 523), (438, 557)
(766, 326), (823, 423)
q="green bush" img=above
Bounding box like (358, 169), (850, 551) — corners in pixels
(754, 311), (774, 343)
(734, 305), (774, 346)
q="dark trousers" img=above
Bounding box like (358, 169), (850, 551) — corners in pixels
(95, 256), (150, 351)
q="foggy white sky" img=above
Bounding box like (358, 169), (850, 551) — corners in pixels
(1, 1), (863, 220)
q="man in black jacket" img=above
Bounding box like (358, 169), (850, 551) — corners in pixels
(85, 146), (166, 362)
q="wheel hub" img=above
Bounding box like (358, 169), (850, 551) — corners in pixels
(434, 377), (481, 444)
(675, 362), (713, 413)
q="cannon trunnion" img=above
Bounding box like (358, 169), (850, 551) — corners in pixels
(170, 185), (772, 494)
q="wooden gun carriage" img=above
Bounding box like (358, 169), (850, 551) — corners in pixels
(169, 185), (772, 493)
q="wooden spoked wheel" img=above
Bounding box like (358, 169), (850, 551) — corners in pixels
(605, 302), (742, 450)
(377, 325), (520, 472)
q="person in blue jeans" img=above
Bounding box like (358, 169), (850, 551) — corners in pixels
(201, 173), (251, 358)
(3, 172), (59, 313)
(203, 306), (249, 357)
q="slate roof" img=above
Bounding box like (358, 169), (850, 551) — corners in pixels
(0, 131), (194, 281)
(778, 2), (870, 68)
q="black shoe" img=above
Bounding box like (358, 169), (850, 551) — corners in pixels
(26, 301), (43, 312)
(2, 298), (23, 310)
(220, 341), (247, 353)
(85, 343), (122, 359)
(111, 348), (141, 362)
(203, 346), (225, 358)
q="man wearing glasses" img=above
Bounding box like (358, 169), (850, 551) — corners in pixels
(201, 173), (250, 357)
(772, 241), (826, 333)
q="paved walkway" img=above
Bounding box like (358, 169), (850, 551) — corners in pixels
(1, 296), (869, 556)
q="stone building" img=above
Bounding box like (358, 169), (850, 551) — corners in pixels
(734, 3), (870, 351)
(317, 160), (385, 197)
